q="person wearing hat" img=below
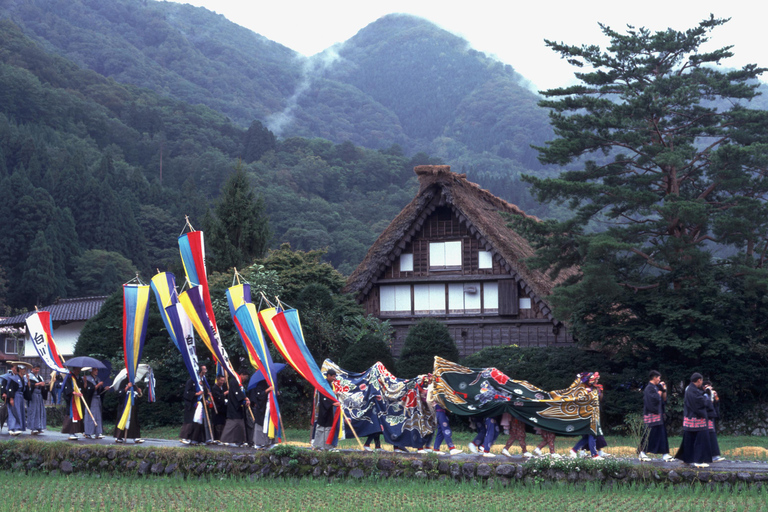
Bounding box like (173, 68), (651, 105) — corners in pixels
(83, 367), (108, 439)
(27, 363), (48, 435)
(311, 369), (340, 451)
(6, 362), (30, 435)
(61, 367), (86, 440)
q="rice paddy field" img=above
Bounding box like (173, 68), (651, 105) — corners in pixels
(140, 425), (768, 460)
(0, 473), (766, 511)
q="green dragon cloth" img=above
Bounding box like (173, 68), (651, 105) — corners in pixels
(432, 357), (602, 436)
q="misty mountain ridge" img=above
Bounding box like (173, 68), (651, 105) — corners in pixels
(0, 0), (555, 187)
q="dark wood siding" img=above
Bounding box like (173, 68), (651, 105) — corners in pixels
(359, 205), (571, 358)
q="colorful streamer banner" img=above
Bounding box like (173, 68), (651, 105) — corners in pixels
(232, 298), (283, 441)
(64, 373), (84, 422)
(118, 283), (151, 430)
(150, 273), (202, 393)
(178, 230), (242, 388)
(179, 285), (238, 380)
(259, 307), (336, 402)
(178, 231), (217, 332)
(25, 311), (68, 374)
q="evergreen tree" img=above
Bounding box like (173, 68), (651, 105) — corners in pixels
(206, 164), (271, 272)
(397, 318), (459, 378)
(242, 120), (276, 163)
(516, 17), (768, 406)
(19, 230), (59, 306)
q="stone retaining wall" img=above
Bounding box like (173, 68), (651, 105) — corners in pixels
(2, 441), (767, 489)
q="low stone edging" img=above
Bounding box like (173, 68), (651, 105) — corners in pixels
(2, 440), (767, 489)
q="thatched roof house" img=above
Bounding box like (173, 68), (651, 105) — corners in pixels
(345, 165), (574, 357)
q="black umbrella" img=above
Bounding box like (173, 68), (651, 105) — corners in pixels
(65, 356), (107, 369)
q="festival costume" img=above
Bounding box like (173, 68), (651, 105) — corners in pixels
(26, 372), (47, 432)
(432, 404), (456, 451)
(113, 386), (141, 441)
(640, 382), (669, 455)
(707, 396), (721, 457)
(311, 390), (336, 450)
(83, 375), (104, 437)
(675, 383), (713, 464)
(535, 429), (556, 453)
(221, 378), (247, 445)
(365, 433), (382, 449)
(469, 416), (487, 451)
(179, 378), (203, 443)
(61, 374), (84, 435)
(501, 413), (527, 452)
(249, 381), (272, 448)
(211, 383), (227, 440)
(481, 416), (500, 453)
(6, 374), (26, 433)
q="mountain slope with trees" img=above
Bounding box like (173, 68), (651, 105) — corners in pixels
(0, 0), (559, 211)
(0, 21), (438, 312)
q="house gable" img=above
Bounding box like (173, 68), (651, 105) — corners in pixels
(345, 165), (574, 357)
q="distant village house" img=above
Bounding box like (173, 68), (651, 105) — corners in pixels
(344, 165), (574, 357)
(0, 296), (107, 374)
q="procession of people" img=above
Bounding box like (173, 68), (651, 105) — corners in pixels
(0, 358), (728, 468)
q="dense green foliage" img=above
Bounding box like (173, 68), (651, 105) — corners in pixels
(0, 21), (440, 309)
(398, 318), (459, 378)
(203, 165), (271, 273)
(339, 334), (397, 373)
(516, 18), (768, 411)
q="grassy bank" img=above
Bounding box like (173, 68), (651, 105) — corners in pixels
(0, 473), (765, 511)
(130, 425), (768, 460)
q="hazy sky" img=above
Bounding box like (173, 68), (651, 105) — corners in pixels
(178, 0), (764, 91)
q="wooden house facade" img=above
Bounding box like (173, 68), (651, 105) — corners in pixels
(344, 165), (574, 358)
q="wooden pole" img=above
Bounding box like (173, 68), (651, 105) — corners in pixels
(340, 407), (365, 450)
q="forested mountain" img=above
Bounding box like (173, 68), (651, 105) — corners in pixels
(0, 0), (555, 202)
(0, 21), (438, 312)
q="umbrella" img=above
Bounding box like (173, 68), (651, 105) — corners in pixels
(247, 363), (286, 390)
(65, 356), (107, 369)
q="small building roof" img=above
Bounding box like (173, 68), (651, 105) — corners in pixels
(344, 165), (577, 320)
(0, 296), (109, 327)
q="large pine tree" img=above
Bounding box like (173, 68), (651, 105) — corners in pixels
(517, 17), (768, 403)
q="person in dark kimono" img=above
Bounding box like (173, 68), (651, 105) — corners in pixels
(52, 374), (63, 405)
(61, 367), (85, 440)
(179, 376), (204, 445)
(248, 380), (274, 449)
(638, 370), (672, 461)
(220, 372), (250, 446)
(6, 363), (29, 435)
(0, 371), (10, 432)
(675, 373), (713, 467)
(211, 375), (227, 442)
(113, 381), (144, 444)
(311, 370), (339, 451)
(83, 367), (108, 439)
(27, 364), (48, 435)
(703, 380), (724, 462)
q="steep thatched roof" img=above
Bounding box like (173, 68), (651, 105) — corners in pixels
(344, 165), (576, 321)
